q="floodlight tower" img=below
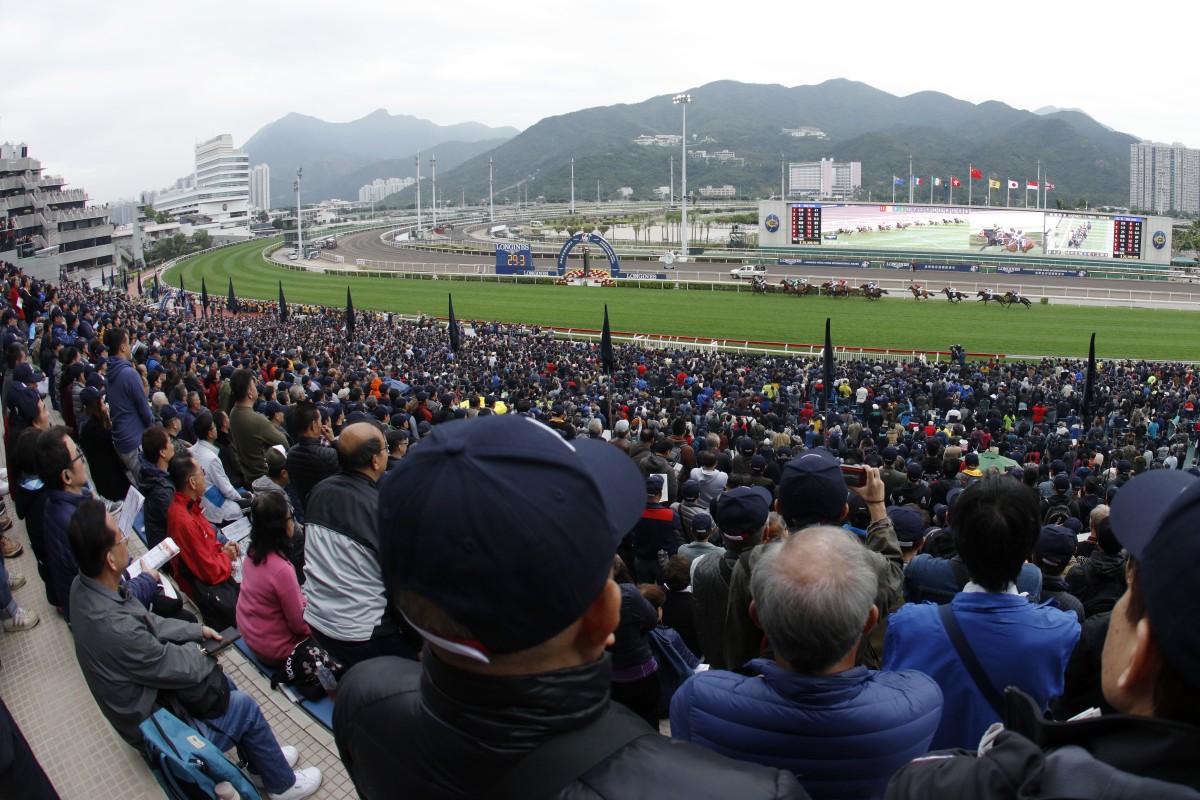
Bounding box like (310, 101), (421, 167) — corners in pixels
(673, 93), (692, 257)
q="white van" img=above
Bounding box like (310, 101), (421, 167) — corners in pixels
(730, 264), (767, 279)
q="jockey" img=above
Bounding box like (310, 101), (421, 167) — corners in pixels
(946, 285), (957, 295)
(799, 277), (809, 285)
(839, 279), (848, 288)
(983, 288), (994, 298)
(1010, 288), (1022, 299)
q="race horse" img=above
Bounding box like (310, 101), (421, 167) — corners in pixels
(860, 284), (888, 300)
(976, 290), (1001, 306)
(751, 276), (773, 294)
(1002, 291), (1033, 308)
(908, 284), (935, 301)
(821, 280), (852, 298)
(942, 287), (968, 303)
(978, 227), (1039, 253)
(779, 278), (811, 296)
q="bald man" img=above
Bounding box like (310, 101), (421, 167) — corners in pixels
(302, 422), (415, 668)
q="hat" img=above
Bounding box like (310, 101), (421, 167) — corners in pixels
(1117, 460), (1132, 474)
(738, 437), (756, 455)
(79, 386), (105, 406)
(1035, 524), (1077, 568)
(6, 384), (40, 423)
(264, 400), (284, 418)
(682, 479), (700, 501)
(888, 505), (925, 548)
(946, 486), (965, 512)
(159, 404), (179, 423)
(906, 462), (923, 481)
(777, 449), (847, 524)
(692, 513), (713, 536)
(12, 363), (38, 386)
(376, 415), (644, 659)
(645, 474), (665, 496)
(1051, 459), (1066, 473)
(1110, 470), (1200, 688)
(751, 454), (767, 472)
(1052, 473), (1070, 492)
(883, 446), (898, 462)
(711, 486), (772, 540)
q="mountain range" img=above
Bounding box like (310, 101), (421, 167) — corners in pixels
(244, 80), (1140, 211)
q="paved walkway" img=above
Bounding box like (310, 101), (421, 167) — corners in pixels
(0, 447), (356, 798)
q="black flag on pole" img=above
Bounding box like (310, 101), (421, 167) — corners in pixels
(1082, 333), (1096, 424)
(601, 304), (614, 375)
(179, 273), (187, 317)
(200, 278), (209, 318)
(137, 271), (143, 296)
(278, 281), (288, 323)
(227, 278), (238, 315)
(448, 294), (460, 353)
(823, 318), (834, 412)
(345, 287), (355, 337)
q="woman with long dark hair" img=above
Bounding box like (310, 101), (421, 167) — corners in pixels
(236, 492), (311, 667)
(77, 387), (132, 503)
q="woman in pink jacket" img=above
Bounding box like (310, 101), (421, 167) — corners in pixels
(236, 491), (310, 666)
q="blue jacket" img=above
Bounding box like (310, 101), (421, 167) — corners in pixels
(670, 659), (942, 800)
(903, 554), (1043, 604)
(883, 592), (1080, 751)
(107, 356), (153, 453)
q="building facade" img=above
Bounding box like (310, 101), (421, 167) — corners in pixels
(152, 134), (250, 225)
(788, 158), (862, 200)
(250, 164), (271, 210)
(0, 142), (115, 280)
(1130, 141), (1200, 215)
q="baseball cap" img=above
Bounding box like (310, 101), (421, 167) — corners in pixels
(681, 479), (700, 501)
(711, 486), (772, 540)
(1051, 459), (1066, 473)
(12, 363), (38, 386)
(377, 415), (644, 659)
(888, 505), (926, 549)
(645, 474), (665, 496)
(777, 449), (848, 524)
(906, 462), (923, 481)
(264, 400), (284, 418)
(738, 437), (756, 455)
(159, 404), (179, 423)
(751, 454), (767, 472)
(691, 512), (713, 536)
(1110, 470), (1200, 689)
(1052, 473), (1070, 492)
(614, 418), (630, 434)
(1035, 524), (1077, 568)
(79, 386), (105, 406)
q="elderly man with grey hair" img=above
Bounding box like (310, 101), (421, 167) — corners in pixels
(670, 527), (943, 800)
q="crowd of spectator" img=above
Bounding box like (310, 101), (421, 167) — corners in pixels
(3, 259), (1200, 799)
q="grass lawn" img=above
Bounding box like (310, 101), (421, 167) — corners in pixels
(163, 239), (1200, 361)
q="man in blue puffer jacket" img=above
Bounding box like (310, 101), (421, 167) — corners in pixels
(671, 526), (943, 800)
(105, 328), (153, 484)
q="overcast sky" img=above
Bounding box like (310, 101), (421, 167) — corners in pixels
(5, 1), (1195, 203)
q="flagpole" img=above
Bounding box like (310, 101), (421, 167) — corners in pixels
(908, 155), (913, 204)
(930, 177), (934, 205)
(1006, 182), (1011, 208)
(949, 179), (954, 207)
(968, 165), (973, 207)
(892, 178), (896, 204)
(1037, 159), (1042, 209)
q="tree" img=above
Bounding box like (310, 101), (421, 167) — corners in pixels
(255, 209), (269, 223)
(191, 230), (213, 251)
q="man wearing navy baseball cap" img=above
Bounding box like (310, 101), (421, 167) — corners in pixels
(890, 469), (1200, 797)
(332, 416), (805, 800)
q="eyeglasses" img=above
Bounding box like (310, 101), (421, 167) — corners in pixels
(110, 531), (132, 551)
(69, 450), (86, 467)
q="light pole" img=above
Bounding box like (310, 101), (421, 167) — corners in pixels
(294, 167), (303, 257)
(673, 93), (692, 257)
(415, 151), (422, 231)
(430, 154), (437, 228)
(570, 158), (575, 215)
(488, 157), (494, 223)
(669, 154), (674, 208)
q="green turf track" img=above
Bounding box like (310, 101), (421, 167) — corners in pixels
(164, 239), (1200, 361)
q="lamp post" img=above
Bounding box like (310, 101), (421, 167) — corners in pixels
(294, 167), (302, 257)
(488, 157), (494, 223)
(431, 154), (437, 228)
(672, 93), (692, 257)
(570, 158), (575, 215)
(415, 151), (422, 232)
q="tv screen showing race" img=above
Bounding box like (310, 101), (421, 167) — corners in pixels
(1044, 212), (1116, 259)
(791, 205), (822, 244)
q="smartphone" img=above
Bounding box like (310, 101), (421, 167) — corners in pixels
(201, 627), (242, 656)
(841, 464), (868, 488)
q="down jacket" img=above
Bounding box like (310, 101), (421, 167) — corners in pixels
(670, 659), (943, 800)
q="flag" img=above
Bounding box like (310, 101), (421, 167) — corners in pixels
(345, 287), (355, 337)
(970, 168), (983, 180)
(447, 293), (460, 353)
(1045, 182), (1055, 190)
(227, 278), (238, 315)
(951, 178), (962, 188)
(201, 278), (209, 318)
(913, 177), (923, 186)
(178, 273), (186, 317)
(1027, 180), (1039, 190)
(893, 176), (905, 185)
(933, 178), (943, 187)
(137, 271), (143, 295)
(1007, 180), (1019, 189)
(278, 280), (288, 323)
(822, 318), (834, 412)
(1082, 333), (1096, 422)
(989, 179), (1001, 189)
(600, 304), (614, 374)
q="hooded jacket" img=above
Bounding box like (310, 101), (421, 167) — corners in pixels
(107, 356), (153, 454)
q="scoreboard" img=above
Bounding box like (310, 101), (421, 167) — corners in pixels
(1112, 217), (1143, 259)
(791, 204), (822, 244)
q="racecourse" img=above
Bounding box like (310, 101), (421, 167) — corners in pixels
(163, 239), (1200, 361)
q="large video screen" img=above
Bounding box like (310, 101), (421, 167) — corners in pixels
(802, 205), (1143, 261)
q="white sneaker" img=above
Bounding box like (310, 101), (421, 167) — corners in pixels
(248, 745), (299, 788)
(268, 767), (321, 800)
(6, 571), (24, 591)
(2, 607), (38, 632)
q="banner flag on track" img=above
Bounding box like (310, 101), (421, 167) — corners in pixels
(601, 304), (614, 375)
(822, 318), (834, 413)
(1082, 333), (1096, 422)
(278, 281), (288, 323)
(345, 287), (355, 338)
(227, 278), (238, 315)
(201, 278), (208, 319)
(448, 293), (460, 353)
(137, 271), (142, 295)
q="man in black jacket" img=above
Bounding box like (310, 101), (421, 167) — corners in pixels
(333, 416), (807, 800)
(886, 469), (1200, 799)
(284, 401), (338, 509)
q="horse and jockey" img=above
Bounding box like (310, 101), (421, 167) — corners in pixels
(779, 277), (812, 296)
(908, 283), (935, 300)
(860, 281), (888, 300)
(942, 286), (968, 303)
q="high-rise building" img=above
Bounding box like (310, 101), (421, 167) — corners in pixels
(1130, 141), (1200, 214)
(0, 141), (115, 281)
(250, 163), (271, 210)
(152, 134), (250, 225)
(788, 158), (861, 200)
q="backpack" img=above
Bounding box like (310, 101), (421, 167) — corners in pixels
(139, 707), (262, 800)
(1043, 503), (1073, 526)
